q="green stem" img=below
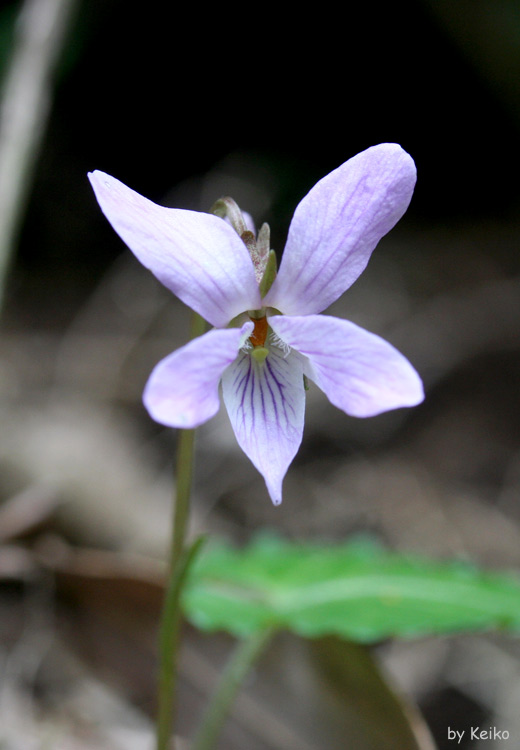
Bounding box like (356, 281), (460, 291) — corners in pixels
(169, 428), (196, 575)
(156, 311), (206, 750)
(192, 627), (275, 750)
(156, 536), (205, 750)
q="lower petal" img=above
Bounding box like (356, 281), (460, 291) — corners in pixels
(221, 346), (305, 505)
(269, 314), (424, 418)
(143, 322), (253, 428)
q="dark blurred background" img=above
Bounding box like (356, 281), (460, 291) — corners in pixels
(1, 1), (520, 749)
(7, 0), (520, 315)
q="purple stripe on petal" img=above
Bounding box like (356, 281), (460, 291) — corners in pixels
(221, 346), (305, 505)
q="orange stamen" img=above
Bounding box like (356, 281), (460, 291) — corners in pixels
(249, 316), (268, 347)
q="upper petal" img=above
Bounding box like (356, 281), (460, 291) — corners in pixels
(143, 322), (253, 428)
(221, 346), (305, 505)
(263, 144), (416, 315)
(269, 314), (424, 417)
(88, 171), (262, 327)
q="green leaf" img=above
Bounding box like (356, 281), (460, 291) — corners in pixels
(182, 535), (520, 641)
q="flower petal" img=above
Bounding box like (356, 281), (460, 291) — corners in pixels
(143, 322), (253, 428)
(221, 346), (305, 505)
(88, 171), (261, 327)
(269, 314), (424, 417)
(263, 144), (416, 315)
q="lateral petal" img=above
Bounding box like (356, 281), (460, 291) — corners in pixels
(88, 171), (261, 327)
(269, 314), (424, 417)
(143, 322), (253, 428)
(263, 144), (416, 315)
(221, 346), (305, 505)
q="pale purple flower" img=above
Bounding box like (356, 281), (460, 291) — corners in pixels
(88, 143), (423, 505)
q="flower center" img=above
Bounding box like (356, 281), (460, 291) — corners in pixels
(248, 315), (269, 363)
(249, 315), (268, 348)
(241, 315), (291, 364)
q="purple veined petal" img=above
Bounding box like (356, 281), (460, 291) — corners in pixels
(269, 314), (424, 417)
(263, 144), (416, 315)
(143, 322), (253, 428)
(88, 171), (262, 327)
(221, 345), (305, 505)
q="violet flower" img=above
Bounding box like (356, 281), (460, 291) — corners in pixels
(88, 143), (423, 505)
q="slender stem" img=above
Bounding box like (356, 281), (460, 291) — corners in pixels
(169, 311), (206, 575)
(156, 311), (206, 750)
(192, 627), (275, 750)
(156, 537), (205, 750)
(169, 428), (196, 574)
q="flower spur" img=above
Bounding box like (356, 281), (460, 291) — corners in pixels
(88, 143), (423, 505)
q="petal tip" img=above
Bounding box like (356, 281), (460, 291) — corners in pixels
(269, 489), (283, 506)
(264, 466), (286, 506)
(399, 364), (425, 410)
(409, 377), (425, 407)
(88, 170), (118, 198)
(87, 168), (106, 184)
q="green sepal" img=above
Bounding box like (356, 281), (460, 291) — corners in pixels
(210, 197), (247, 235)
(240, 230), (256, 257)
(259, 250), (277, 297)
(257, 223), (270, 259)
